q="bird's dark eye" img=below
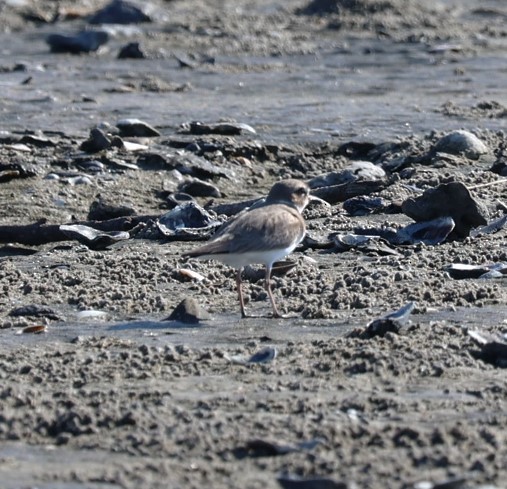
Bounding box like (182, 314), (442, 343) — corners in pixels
(296, 187), (308, 195)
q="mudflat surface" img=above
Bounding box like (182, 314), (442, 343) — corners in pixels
(0, 1), (507, 488)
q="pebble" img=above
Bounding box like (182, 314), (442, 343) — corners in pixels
(116, 118), (160, 137)
(165, 298), (210, 324)
(178, 178), (221, 198)
(118, 42), (146, 59)
(88, 195), (136, 221)
(80, 127), (111, 153)
(433, 130), (489, 159)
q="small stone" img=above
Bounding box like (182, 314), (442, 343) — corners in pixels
(88, 194), (136, 221)
(80, 128), (111, 153)
(116, 118), (160, 137)
(118, 42), (145, 59)
(178, 179), (221, 198)
(165, 298), (210, 324)
(433, 130), (489, 160)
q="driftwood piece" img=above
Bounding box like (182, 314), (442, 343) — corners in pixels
(207, 198), (260, 217)
(0, 215), (158, 246)
(208, 180), (386, 216)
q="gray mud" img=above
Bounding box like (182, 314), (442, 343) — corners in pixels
(1, 1), (507, 488)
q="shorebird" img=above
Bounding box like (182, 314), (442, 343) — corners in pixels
(183, 179), (316, 318)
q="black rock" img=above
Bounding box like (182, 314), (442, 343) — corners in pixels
(118, 42), (146, 59)
(88, 0), (151, 25)
(165, 298), (210, 324)
(178, 179), (221, 198)
(88, 195), (137, 221)
(47, 31), (109, 54)
(116, 119), (160, 137)
(80, 128), (111, 153)
(9, 304), (61, 321)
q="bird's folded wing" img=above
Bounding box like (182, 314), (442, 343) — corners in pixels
(184, 204), (305, 257)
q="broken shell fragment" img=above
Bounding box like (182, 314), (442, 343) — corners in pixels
(157, 203), (221, 236)
(60, 224), (129, 250)
(176, 268), (206, 282)
(445, 263), (507, 280)
(394, 216), (455, 245)
(17, 325), (47, 334)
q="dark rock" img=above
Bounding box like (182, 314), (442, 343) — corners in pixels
(336, 140), (377, 159)
(343, 196), (389, 216)
(88, 0), (151, 25)
(118, 42), (145, 59)
(165, 298), (210, 324)
(360, 302), (416, 339)
(277, 474), (347, 489)
(47, 31), (109, 54)
(469, 330), (507, 368)
(9, 304), (61, 321)
(179, 121), (256, 136)
(137, 152), (235, 180)
(401, 182), (488, 238)
(179, 179), (221, 198)
(116, 119), (160, 137)
(88, 195), (137, 221)
(80, 128), (111, 153)
(0, 163), (36, 182)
